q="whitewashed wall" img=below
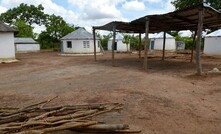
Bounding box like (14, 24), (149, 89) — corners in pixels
(154, 38), (176, 50)
(16, 44), (40, 53)
(62, 40), (100, 53)
(0, 32), (15, 59)
(107, 40), (130, 51)
(204, 37), (221, 55)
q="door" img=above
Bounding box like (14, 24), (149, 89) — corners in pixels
(150, 40), (154, 50)
(114, 42), (117, 50)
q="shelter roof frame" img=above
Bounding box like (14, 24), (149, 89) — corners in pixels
(93, 3), (221, 33)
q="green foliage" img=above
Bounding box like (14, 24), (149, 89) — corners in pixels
(44, 14), (75, 40)
(129, 35), (140, 50)
(99, 33), (112, 50)
(0, 3), (46, 26)
(13, 20), (35, 38)
(38, 14), (75, 50)
(0, 3), (76, 50)
(176, 36), (193, 50)
(171, 0), (221, 10)
(122, 33), (131, 51)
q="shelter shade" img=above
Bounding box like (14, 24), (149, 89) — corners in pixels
(94, 4), (221, 33)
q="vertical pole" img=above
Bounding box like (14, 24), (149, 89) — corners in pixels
(112, 25), (116, 67)
(144, 18), (149, 71)
(190, 30), (197, 63)
(139, 33), (141, 59)
(162, 31), (166, 61)
(93, 27), (96, 61)
(195, 7), (203, 75)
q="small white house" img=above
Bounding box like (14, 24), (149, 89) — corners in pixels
(204, 29), (221, 55)
(108, 34), (130, 51)
(15, 38), (40, 53)
(0, 21), (17, 59)
(61, 28), (100, 54)
(149, 32), (176, 51)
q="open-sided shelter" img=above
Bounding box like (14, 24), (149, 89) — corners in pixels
(61, 28), (100, 54)
(0, 21), (17, 59)
(93, 3), (221, 75)
(204, 29), (221, 55)
(15, 37), (40, 53)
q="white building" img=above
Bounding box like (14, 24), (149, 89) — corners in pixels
(108, 34), (130, 51)
(0, 21), (17, 59)
(61, 28), (100, 54)
(204, 29), (221, 55)
(150, 32), (176, 51)
(15, 38), (40, 53)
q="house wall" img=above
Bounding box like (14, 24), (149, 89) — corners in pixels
(154, 38), (176, 50)
(61, 39), (100, 53)
(107, 40), (130, 51)
(0, 32), (15, 59)
(16, 43), (40, 53)
(204, 37), (221, 55)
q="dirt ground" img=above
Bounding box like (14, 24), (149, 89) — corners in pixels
(0, 51), (221, 134)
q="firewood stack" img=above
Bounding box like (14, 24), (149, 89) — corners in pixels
(0, 96), (141, 134)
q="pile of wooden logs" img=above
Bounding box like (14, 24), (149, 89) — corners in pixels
(0, 96), (141, 134)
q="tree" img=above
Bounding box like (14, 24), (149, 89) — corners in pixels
(0, 3), (46, 26)
(99, 33), (112, 50)
(44, 14), (75, 40)
(13, 20), (35, 38)
(171, 0), (221, 10)
(122, 34), (130, 52)
(38, 14), (75, 49)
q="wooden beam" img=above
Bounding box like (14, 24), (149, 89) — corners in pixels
(112, 25), (116, 67)
(190, 30), (197, 63)
(162, 31), (166, 61)
(93, 27), (96, 61)
(195, 7), (204, 75)
(138, 33), (141, 59)
(144, 18), (149, 71)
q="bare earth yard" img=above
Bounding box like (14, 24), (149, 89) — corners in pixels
(0, 51), (220, 134)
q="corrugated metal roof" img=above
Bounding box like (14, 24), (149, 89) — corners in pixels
(154, 32), (174, 39)
(109, 34), (123, 40)
(14, 38), (38, 44)
(61, 28), (99, 40)
(205, 29), (221, 37)
(0, 21), (17, 32)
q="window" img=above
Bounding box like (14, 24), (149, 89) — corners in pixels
(67, 41), (72, 48)
(83, 41), (90, 48)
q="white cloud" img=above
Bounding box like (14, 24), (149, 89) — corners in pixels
(122, 0), (145, 11)
(67, 0), (124, 20)
(0, 0), (175, 35)
(0, 5), (7, 14)
(143, 0), (162, 3)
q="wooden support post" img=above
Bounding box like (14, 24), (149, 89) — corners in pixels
(162, 31), (166, 61)
(195, 7), (204, 75)
(112, 25), (116, 67)
(190, 30), (197, 63)
(138, 33), (141, 59)
(93, 27), (96, 61)
(144, 18), (149, 71)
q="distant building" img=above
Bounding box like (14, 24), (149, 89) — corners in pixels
(204, 29), (221, 55)
(108, 34), (130, 51)
(61, 28), (100, 54)
(15, 37), (40, 53)
(0, 21), (17, 59)
(150, 32), (176, 51)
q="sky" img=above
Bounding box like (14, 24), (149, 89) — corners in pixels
(0, 0), (175, 34)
